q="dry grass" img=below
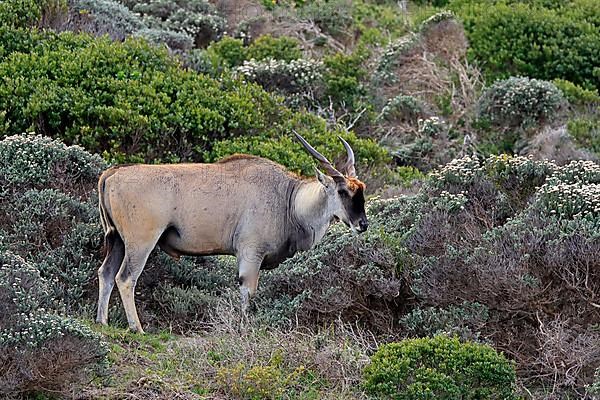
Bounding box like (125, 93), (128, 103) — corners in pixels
(83, 298), (373, 399)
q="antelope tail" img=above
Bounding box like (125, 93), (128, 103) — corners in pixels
(98, 171), (117, 257)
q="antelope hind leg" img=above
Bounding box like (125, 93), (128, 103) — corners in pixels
(96, 234), (125, 325)
(115, 241), (156, 333)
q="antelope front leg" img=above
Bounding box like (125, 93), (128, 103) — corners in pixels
(237, 250), (263, 316)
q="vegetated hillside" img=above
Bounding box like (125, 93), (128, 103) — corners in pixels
(0, 0), (599, 399)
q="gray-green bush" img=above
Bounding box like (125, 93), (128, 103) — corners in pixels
(0, 250), (108, 397)
(476, 76), (565, 129)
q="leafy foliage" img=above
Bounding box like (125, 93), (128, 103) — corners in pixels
(208, 112), (389, 176)
(453, 0), (600, 90)
(363, 335), (517, 399)
(246, 35), (302, 62)
(0, 31), (285, 163)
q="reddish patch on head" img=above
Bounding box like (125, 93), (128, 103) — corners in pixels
(346, 177), (366, 192)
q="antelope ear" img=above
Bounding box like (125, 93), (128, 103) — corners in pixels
(315, 167), (332, 188)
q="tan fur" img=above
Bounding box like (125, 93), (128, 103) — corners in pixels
(96, 159), (343, 332)
(96, 135), (366, 333)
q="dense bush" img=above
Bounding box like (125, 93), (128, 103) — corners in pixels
(0, 133), (105, 192)
(0, 250), (108, 397)
(0, 0), (54, 28)
(206, 36), (247, 68)
(0, 28), (393, 173)
(72, 0), (145, 40)
(399, 302), (488, 342)
(453, 0), (600, 90)
(246, 34), (302, 62)
(256, 222), (403, 330)
(207, 112), (390, 177)
(412, 156), (600, 396)
(476, 77), (565, 129)
(215, 350), (305, 400)
(0, 30), (287, 163)
(568, 117), (600, 156)
(126, 0), (225, 47)
(297, 0), (354, 40)
(553, 79), (600, 106)
(363, 335), (517, 399)
(323, 50), (368, 109)
(0, 134), (104, 308)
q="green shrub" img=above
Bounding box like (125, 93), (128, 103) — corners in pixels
(453, 0), (600, 90)
(553, 79), (600, 106)
(392, 166), (426, 187)
(215, 351), (305, 400)
(247, 35), (302, 62)
(0, 31), (283, 163)
(207, 36), (247, 67)
(363, 336), (518, 399)
(207, 112), (390, 176)
(476, 77), (565, 128)
(323, 50), (368, 108)
(568, 116), (600, 155)
(0, 0), (42, 28)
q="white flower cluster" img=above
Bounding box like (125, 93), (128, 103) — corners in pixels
(0, 313), (107, 350)
(485, 154), (556, 185)
(553, 160), (600, 184)
(539, 181), (600, 221)
(0, 250), (61, 313)
(234, 58), (324, 91)
(429, 156), (484, 187)
(418, 11), (456, 31)
(418, 116), (444, 136)
(436, 190), (468, 213)
(165, 9), (226, 37)
(0, 133), (105, 186)
(537, 160), (600, 221)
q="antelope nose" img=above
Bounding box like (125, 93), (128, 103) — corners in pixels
(358, 219), (369, 232)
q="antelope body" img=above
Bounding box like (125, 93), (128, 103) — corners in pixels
(96, 134), (368, 333)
